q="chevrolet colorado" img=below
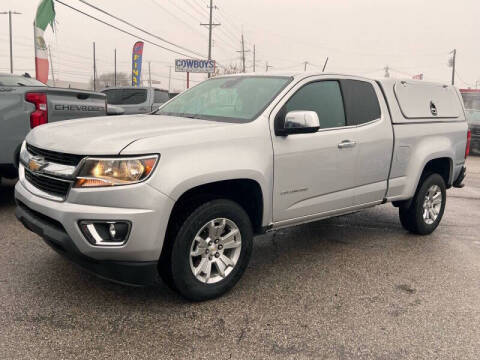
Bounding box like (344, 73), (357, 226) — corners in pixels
(15, 73), (469, 301)
(0, 73), (107, 179)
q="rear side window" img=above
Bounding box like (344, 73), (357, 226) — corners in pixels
(103, 89), (147, 105)
(154, 90), (169, 103)
(285, 81), (346, 129)
(341, 80), (381, 125)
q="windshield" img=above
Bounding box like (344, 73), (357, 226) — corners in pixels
(157, 76), (292, 122)
(0, 75), (47, 87)
(103, 88), (148, 105)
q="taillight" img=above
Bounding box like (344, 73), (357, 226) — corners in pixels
(465, 130), (471, 158)
(25, 92), (48, 128)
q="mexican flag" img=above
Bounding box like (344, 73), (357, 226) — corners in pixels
(34, 0), (55, 84)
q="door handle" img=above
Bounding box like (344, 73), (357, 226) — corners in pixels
(338, 140), (356, 149)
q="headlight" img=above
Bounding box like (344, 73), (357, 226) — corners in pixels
(74, 155), (159, 188)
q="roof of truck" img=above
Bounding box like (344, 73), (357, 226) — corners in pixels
(213, 72), (453, 88)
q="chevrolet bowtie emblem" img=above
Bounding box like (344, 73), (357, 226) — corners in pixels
(28, 156), (47, 172)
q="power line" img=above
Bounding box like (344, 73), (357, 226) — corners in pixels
(166, 0), (237, 53)
(78, 0), (205, 58)
(54, 0), (201, 58)
(148, 0), (207, 42)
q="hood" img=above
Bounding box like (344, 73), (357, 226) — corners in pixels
(26, 114), (233, 155)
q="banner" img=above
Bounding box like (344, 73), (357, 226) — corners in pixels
(131, 41), (144, 87)
(34, 0), (55, 84)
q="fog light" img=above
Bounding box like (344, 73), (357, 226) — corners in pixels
(79, 220), (131, 246)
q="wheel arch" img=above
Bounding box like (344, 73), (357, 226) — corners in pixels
(167, 178), (266, 236)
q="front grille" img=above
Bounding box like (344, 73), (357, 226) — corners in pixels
(27, 143), (84, 166)
(471, 127), (480, 136)
(25, 169), (72, 197)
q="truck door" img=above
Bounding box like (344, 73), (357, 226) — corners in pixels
(339, 79), (393, 205)
(271, 78), (358, 224)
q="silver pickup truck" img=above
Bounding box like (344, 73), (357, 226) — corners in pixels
(15, 73), (469, 301)
(101, 86), (170, 115)
(0, 73), (107, 179)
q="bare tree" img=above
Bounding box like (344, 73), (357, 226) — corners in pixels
(90, 72), (130, 90)
(213, 63), (241, 76)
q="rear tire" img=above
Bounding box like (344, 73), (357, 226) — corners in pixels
(399, 173), (446, 235)
(160, 199), (253, 301)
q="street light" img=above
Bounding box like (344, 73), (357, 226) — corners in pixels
(0, 10), (22, 73)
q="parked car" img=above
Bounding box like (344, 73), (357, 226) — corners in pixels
(15, 73), (469, 301)
(101, 86), (170, 114)
(465, 109), (480, 155)
(0, 73), (108, 179)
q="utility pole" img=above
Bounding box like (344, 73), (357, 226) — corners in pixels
(237, 33), (250, 73)
(450, 49), (456, 85)
(200, 0), (220, 78)
(1, 10), (22, 73)
(48, 46), (55, 86)
(93, 42), (97, 91)
(384, 65), (390, 78)
(304, 61), (308, 72)
(168, 66), (172, 93)
(148, 61), (152, 87)
(253, 45), (256, 72)
(114, 48), (117, 86)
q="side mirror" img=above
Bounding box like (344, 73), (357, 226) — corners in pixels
(276, 110), (320, 136)
(107, 104), (125, 116)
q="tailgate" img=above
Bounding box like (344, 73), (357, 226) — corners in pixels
(46, 88), (106, 122)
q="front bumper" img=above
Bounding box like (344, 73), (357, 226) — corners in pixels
(15, 202), (159, 286)
(14, 174), (175, 284)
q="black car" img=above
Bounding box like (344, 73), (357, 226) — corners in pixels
(466, 109), (480, 155)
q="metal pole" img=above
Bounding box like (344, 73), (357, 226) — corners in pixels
(93, 42), (96, 91)
(253, 45), (255, 72)
(168, 66), (172, 92)
(148, 61), (152, 87)
(265, 61), (268, 72)
(48, 46), (55, 86)
(9, 11), (13, 73)
(241, 34), (246, 73)
(187, 72), (190, 89)
(114, 48), (117, 86)
(1, 10), (20, 73)
(451, 49), (456, 86)
(304, 61), (308, 71)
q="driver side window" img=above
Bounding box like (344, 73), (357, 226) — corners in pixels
(285, 80), (346, 129)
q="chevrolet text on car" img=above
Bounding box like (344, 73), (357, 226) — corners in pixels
(15, 72), (469, 301)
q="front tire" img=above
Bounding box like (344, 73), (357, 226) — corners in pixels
(163, 199), (253, 301)
(399, 173), (446, 235)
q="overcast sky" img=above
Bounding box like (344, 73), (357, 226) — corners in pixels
(1, 0), (478, 90)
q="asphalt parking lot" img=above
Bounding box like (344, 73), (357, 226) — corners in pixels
(0, 157), (479, 360)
